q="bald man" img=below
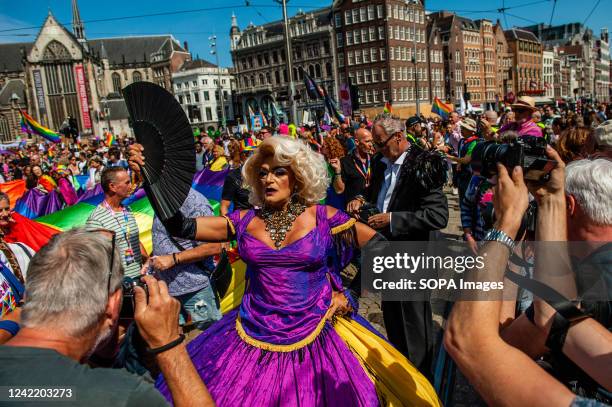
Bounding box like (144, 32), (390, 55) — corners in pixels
(330, 128), (374, 203)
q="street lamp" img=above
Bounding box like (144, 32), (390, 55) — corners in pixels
(406, 0), (420, 116)
(100, 97), (112, 134)
(274, 0), (298, 124)
(209, 35), (227, 130)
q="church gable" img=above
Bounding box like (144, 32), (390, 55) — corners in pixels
(28, 13), (84, 63)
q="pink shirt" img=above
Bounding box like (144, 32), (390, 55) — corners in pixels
(499, 120), (543, 138)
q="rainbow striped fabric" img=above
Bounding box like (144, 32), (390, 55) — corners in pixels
(384, 101), (392, 114)
(19, 110), (61, 143)
(241, 137), (260, 151)
(432, 97), (453, 120)
(105, 132), (115, 146)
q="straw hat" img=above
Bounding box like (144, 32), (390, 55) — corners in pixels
(510, 96), (537, 112)
(460, 117), (477, 132)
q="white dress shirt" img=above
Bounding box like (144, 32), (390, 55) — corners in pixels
(376, 149), (408, 214)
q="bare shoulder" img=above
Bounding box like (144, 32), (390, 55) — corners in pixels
(325, 205), (339, 219)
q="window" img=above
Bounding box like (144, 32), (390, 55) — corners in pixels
(393, 88), (397, 102)
(337, 33), (344, 48)
(186, 94), (191, 104)
(356, 70), (363, 84)
(204, 91), (210, 101)
(338, 53), (345, 67)
(361, 28), (367, 43)
(389, 46), (394, 60)
(370, 48), (377, 62)
(352, 9), (359, 24)
(348, 51), (354, 65)
(194, 92), (200, 103)
(360, 7), (366, 22)
(380, 48), (386, 61)
(367, 5), (375, 20)
(391, 68), (396, 81)
(373, 69), (379, 82)
(369, 27), (376, 41)
(335, 14), (342, 27)
(377, 5), (383, 19)
(378, 26), (385, 40)
(112, 73), (121, 93)
(381, 68), (387, 81)
(355, 51), (362, 64)
(178, 95), (183, 104)
(346, 32), (353, 46)
(275, 70), (280, 83)
(202, 79), (208, 85)
(345, 10), (352, 25)
(364, 69), (371, 83)
(363, 49), (369, 63)
(176, 83), (181, 89)
(389, 25), (394, 40)
(132, 71), (142, 82)
(353, 30), (360, 45)
(192, 80), (197, 87)
(382, 89), (388, 102)
(206, 107), (212, 121)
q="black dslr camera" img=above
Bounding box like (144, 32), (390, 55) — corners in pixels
(358, 202), (380, 223)
(120, 277), (148, 319)
(471, 136), (556, 182)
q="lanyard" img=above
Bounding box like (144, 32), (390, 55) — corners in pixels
(102, 200), (133, 252)
(352, 152), (371, 187)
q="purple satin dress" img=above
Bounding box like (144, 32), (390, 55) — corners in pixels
(156, 205), (379, 406)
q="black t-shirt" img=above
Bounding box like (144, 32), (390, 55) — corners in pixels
(340, 153), (369, 202)
(221, 168), (251, 210)
(0, 346), (168, 406)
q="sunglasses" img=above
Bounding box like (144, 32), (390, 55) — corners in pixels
(88, 228), (117, 293)
(374, 132), (399, 149)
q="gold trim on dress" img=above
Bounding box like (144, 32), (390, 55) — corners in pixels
(235, 315), (328, 352)
(331, 218), (356, 235)
(222, 215), (236, 236)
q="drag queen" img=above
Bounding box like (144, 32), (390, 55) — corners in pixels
(130, 137), (440, 406)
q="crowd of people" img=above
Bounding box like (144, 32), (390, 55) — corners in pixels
(0, 95), (609, 407)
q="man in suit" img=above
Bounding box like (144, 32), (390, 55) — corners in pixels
(348, 116), (448, 379)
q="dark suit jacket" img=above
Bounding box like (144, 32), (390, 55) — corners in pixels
(365, 148), (449, 241)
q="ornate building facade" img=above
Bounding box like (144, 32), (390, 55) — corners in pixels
(0, 1), (190, 141)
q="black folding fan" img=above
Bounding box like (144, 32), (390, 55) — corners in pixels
(122, 82), (195, 222)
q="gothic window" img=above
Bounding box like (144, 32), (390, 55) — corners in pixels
(42, 41), (71, 61)
(112, 73), (121, 93)
(132, 71), (142, 82)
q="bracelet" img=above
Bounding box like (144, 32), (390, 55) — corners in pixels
(146, 334), (186, 355)
(172, 253), (178, 266)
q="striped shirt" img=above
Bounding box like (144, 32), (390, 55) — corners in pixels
(86, 203), (142, 278)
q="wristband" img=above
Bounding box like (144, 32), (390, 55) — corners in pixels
(172, 253), (178, 266)
(0, 320), (20, 336)
(146, 334), (186, 355)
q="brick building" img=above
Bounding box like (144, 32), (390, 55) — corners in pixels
(505, 28), (543, 95)
(494, 21), (514, 99)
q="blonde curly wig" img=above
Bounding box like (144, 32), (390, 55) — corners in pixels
(242, 136), (330, 207)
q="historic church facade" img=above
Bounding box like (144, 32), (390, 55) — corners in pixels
(0, 0), (190, 142)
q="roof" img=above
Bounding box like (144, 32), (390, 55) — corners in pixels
(0, 42), (32, 72)
(429, 13), (479, 34)
(88, 35), (187, 65)
(240, 7), (331, 37)
(179, 59), (217, 71)
(105, 99), (129, 120)
(505, 28), (540, 42)
(0, 79), (25, 107)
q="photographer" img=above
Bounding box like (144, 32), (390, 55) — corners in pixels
(447, 118), (480, 200)
(445, 150), (612, 406)
(0, 228), (214, 407)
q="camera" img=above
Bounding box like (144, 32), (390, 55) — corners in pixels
(358, 202), (380, 223)
(471, 136), (556, 181)
(120, 277), (148, 319)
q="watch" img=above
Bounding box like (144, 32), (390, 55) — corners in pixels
(482, 228), (516, 251)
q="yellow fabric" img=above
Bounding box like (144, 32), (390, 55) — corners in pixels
(209, 157), (228, 172)
(219, 259), (247, 314)
(133, 211), (153, 254)
(334, 317), (442, 407)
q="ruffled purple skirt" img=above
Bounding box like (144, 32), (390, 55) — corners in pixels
(155, 310), (379, 406)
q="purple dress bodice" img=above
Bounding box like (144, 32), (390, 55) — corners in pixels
(227, 205), (351, 346)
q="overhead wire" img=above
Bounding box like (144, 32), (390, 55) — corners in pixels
(582, 0), (601, 25)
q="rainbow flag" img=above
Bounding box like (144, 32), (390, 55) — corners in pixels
(384, 101), (392, 114)
(432, 97), (453, 120)
(105, 131), (115, 146)
(241, 137), (260, 152)
(19, 110), (61, 143)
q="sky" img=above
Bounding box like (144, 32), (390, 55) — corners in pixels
(0, 0), (609, 67)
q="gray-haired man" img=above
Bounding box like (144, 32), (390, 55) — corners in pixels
(0, 228), (213, 406)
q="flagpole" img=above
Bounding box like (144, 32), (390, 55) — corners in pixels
(276, 0), (298, 124)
